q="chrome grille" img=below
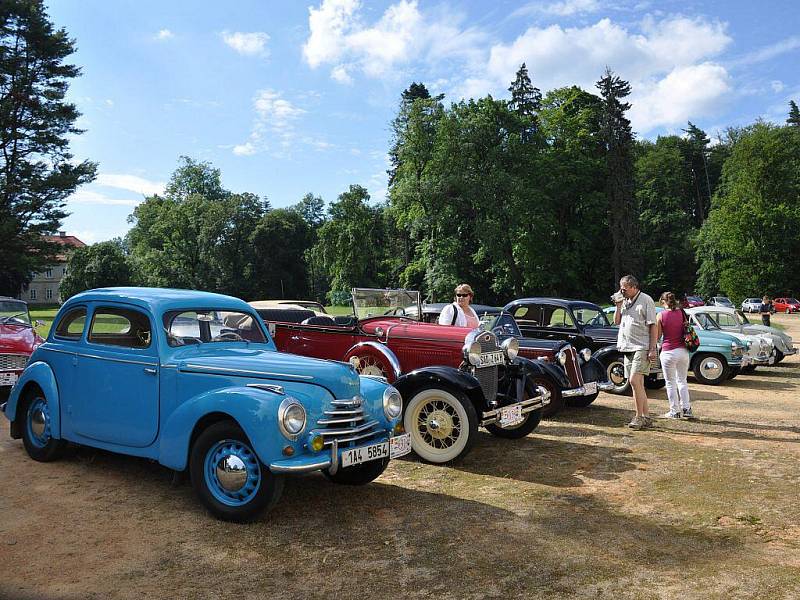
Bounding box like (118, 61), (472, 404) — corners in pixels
(0, 354), (28, 371)
(313, 397), (382, 448)
(563, 346), (584, 386)
(478, 332), (500, 353)
(473, 331), (501, 401)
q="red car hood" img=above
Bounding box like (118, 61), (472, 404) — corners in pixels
(0, 323), (40, 354)
(361, 318), (473, 342)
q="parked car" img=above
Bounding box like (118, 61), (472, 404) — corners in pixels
(654, 307), (751, 384)
(1, 297), (44, 398)
(502, 298), (664, 395)
(707, 296), (734, 308)
(741, 298), (762, 313)
(418, 303), (613, 415)
(686, 307), (775, 370)
(255, 288), (551, 464)
(407, 302), (502, 324)
(690, 306), (796, 364)
(681, 295), (705, 309)
(773, 297), (800, 314)
(2, 288), (411, 522)
(249, 299), (329, 317)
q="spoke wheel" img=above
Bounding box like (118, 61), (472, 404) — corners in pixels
(404, 387), (477, 464)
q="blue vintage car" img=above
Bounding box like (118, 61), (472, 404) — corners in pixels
(1, 288), (410, 522)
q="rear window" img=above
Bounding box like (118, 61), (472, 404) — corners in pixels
(88, 307), (152, 349)
(54, 307), (87, 340)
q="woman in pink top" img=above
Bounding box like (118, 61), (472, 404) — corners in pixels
(438, 283), (480, 328)
(656, 291), (693, 419)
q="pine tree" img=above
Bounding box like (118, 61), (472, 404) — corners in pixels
(0, 0), (97, 296)
(683, 121), (712, 225)
(596, 67), (640, 285)
(508, 63), (542, 117)
(788, 100), (800, 127)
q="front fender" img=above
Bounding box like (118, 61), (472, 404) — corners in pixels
(513, 356), (571, 389)
(581, 356), (608, 384)
(4, 362), (61, 439)
(592, 346), (619, 365)
(393, 366), (486, 408)
(159, 385), (327, 471)
(344, 341), (402, 381)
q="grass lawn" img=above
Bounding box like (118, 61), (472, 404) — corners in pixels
(29, 306), (59, 338)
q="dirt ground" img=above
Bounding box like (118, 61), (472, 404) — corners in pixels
(1, 315), (799, 600)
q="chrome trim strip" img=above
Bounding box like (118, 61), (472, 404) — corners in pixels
(324, 408), (362, 416)
(331, 399), (362, 407)
(328, 439), (339, 475)
(317, 415), (366, 425)
(160, 364), (178, 369)
(322, 430), (382, 446)
(77, 353), (158, 367)
(313, 420), (379, 437)
(182, 364), (314, 380)
(269, 458), (332, 474)
(42, 347), (77, 356)
(246, 383), (285, 395)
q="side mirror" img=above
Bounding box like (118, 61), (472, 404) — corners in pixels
(34, 320), (44, 328)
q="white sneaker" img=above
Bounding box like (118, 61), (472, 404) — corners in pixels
(662, 411), (681, 419)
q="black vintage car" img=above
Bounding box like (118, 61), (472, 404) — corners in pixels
(502, 298), (664, 395)
(418, 304), (613, 415)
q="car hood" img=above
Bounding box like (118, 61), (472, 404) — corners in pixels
(741, 324), (793, 345)
(0, 324), (39, 354)
(517, 337), (567, 351)
(583, 326), (619, 344)
(362, 318), (473, 343)
(171, 345), (361, 398)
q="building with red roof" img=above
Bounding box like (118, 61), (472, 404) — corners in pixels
(19, 232), (87, 304)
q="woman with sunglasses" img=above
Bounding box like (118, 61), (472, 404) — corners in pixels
(438, 283), (480, 328)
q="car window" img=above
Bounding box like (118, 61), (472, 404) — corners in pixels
(165, 310), (267, 347)
(54, 307), (87, 340)
(88, 307), (152, 349)
(544, 306), (576, 329)
(715, 313), (737, 327)
(572, 307), (607, 327)
(513, 306), (540, 325)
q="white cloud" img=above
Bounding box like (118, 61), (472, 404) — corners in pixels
(155, 29), (174, 41)
(221, 31), (270, 56)
(233, 90), (306, 156)
(95, 174), (165, 196)
(771, 80), (785, 93)
(512, 0), (601, 18)
(68, 190), (142, 207)
(303, 0), (486, 83)
(733, 36), (800, 66)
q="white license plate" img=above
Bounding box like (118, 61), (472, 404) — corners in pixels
(0, 372), (18, 386)
(390, 433), (411, 458)
(584, 381), (597, 394)
(499, 403), (524, 427)
(479, 351), (504, 367)
(341, 441), (389, 468)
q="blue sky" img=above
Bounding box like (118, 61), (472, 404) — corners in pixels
(47, 0), (799, 244)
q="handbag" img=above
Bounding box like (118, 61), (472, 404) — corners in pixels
(680, 309), (700, 352)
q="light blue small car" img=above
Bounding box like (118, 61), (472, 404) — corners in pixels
(2, 288), (410, 521)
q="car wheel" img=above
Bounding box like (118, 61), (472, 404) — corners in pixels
(739, 365), (757, 374)
(324, 457), (390, 485)
(404, 386), (478, 464)
(775, 350), (785, 364)
(532, 375), (562, 418)
(350, 353), (393, 382)
(691, 353), (728, 385)
(21, 389), (66, 462)
(190, 421), (284, 522)
(566, 392), (599, 408)
(486, 379), (544, 438)
(644, 376), (666, 390)
(602, 355), (632, 395)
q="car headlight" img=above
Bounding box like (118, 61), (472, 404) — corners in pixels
(463, 340), (482, 366)
(557, 350), (568, 365)
(745, 340), (752, 349)
(383, 386), (402, 419)
(731, 341), (742, 350)
(278, 398), (306, 440)
(580, 348), (592, 362)
(501, 337), (519, 361)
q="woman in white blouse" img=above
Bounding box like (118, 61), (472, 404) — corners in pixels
(438, 283), (480, 328)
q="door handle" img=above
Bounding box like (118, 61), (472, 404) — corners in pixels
(143, 367), (157, 375)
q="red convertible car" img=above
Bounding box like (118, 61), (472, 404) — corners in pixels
(1, 297), (43, 398)
(253, 288), (552, 464)
(773, 297), (800, 314)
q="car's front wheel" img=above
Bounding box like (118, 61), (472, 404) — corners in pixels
(534, 375), (562, 418)
(190, 421), (284, 522)
(602, 355), (631, 395)
(324, 457), (390, 485)
(21, 389), (66, 462)
(691, 353), (729, 385)
(404, 386), (478, 464)
(486, 379), (544, 438)
(775, 350), (785, 364)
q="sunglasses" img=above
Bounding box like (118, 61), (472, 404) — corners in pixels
(456, 293), (471, 298)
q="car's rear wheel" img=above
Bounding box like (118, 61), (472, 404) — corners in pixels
(602, 355), (631, 395)
(349, 353), (394, 382)
(486, 379), (544, 438)
(324, 457), (390, 485)
(644, 375), (666, 390)
(404, 386), (477, 464)
(190, 421), (284, 522)
(21, 389), (66, 462)
(691, 353), (728, 385)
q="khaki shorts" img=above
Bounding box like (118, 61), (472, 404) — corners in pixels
(623, 350), (651, 378)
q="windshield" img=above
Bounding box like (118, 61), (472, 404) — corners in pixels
(572, 306), (609, 327)
(165, 310), (267, 347)
(0, 300), (32, 326)
(352, 288), (421, 321)
(789, 298), (799, 304)
(687, 296), (703, 302)
(485, 313), (521, 337)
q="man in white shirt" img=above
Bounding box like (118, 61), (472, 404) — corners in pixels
(438, 283), (480, 328)
(613, 274), (658, 430)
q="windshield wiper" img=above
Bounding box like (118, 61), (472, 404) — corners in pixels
(0, 312), (31, 326)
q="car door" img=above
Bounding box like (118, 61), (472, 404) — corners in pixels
(511, 304), (545, 338)
(71, 304), (159, 448)
(539, 304), (581, 344)
(46, 305), (88, 441)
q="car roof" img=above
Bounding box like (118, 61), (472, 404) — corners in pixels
(505, 298), (603, 311)
(687, 306), (736, 314)
(64, 287), (252, 314)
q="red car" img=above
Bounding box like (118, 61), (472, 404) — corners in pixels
(773, 297), (800, 314)
(1, 297), (43, 397)
(253, 288), (551, 464)
(681, 295), (706, 309)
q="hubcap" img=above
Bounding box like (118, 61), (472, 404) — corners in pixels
(204, 440), (261, 506)
(701, 359), (723, 380)
(27, 397), (51, 447)
(424, 409), (454, 440)
(31, 407), (47, 438)
(416, 400), (460, 448)
(608, 362), (627, 386)
(356, 356), (387, 377)
(215, 455), (248, 492)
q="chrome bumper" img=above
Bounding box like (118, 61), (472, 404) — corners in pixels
(562, 382), (610, 397)
(785, 347), (798, 355)
(480, 385), (550, 427)
(269, 432), (395, 476)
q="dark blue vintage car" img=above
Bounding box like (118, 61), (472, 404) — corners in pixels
(2, 288), (410, 522)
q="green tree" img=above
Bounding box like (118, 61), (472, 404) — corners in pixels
(682, 121), (713, 226)
(0, 0), (96, 296)
(59, 239), (133, 300)
(788, 100), (800, 127)
(251, 209), (312, 299)
(597, 68), (640, 285)
(291, 192), (325, 228)
(164, 156), (228, 202)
